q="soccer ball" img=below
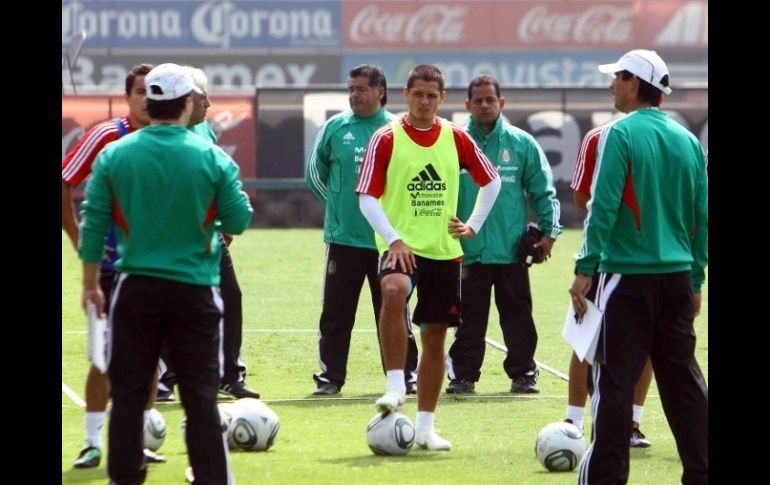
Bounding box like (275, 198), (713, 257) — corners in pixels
(180, 404), (232, 443)
(228, 398), (280, 451)
(535, 421), (586, 472)
(143, 408), (167, 452)
(366, 411), (415, 456)
(218, 403), (239, 450)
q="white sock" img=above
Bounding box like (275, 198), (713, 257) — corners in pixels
(632, 405), (644, 425)
(85, 412), (105, 449)
(415, 411), (434, 434)
(386, 370), (406, 395)
(566, 405), (584, 430)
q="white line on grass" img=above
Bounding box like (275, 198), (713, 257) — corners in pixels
(64, 328), (378, 336)
(62, 381), (86, 408)
(152, 394), (571, 405)
(485, 337), (569, 381)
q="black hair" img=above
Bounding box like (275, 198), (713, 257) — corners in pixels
(406, 64), (445, 93)
(467, 74), (501, 100)
(125, 63), (153, 95)
(146, 95), (188, 120)
(620, 70), (667, 107)
(349, 64), (388, 107)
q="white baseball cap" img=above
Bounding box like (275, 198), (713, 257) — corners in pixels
(598, 49), (672, 95)
(145, 63), (202, 101)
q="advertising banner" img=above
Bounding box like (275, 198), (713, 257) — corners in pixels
(638, 0), (708, 48)
(66, 54), (342, 90)
(342, 51), (626, 89)
(254, 87), (708, 182)
(251, 86), (706, 225)
(342, 0), (707, 51)
(62, 0), (341, 49)
(62, 95), (257, 184)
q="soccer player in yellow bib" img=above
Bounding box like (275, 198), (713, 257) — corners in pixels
(356, 64), (500, 451)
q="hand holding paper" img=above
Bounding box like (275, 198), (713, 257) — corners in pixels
(561, 299), (603, 365)
(87, 302), (108, 373)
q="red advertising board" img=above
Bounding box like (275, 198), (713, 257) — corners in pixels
(62, 95), (257, 185)
(638, 0), (708, 47)
(342, 0), (706, 50)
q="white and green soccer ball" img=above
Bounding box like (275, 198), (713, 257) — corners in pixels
(535, 421), (586, 472)
(180, 403), (233, 443)
(227, 398), (280, 451)
(143, 408), (167, 452)
(366, 411), (415, 456)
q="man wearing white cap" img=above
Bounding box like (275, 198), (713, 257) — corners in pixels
(79, 63), (251, 484)
(569, 50), (708, 484)
(156, 65), (261, 404)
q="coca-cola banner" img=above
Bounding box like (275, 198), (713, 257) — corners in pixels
(62, 0), (341, 49)
(342, 0), (707, 50)
(62, 95), (257, 184)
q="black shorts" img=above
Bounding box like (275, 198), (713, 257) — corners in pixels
(379, 252), (462, 327)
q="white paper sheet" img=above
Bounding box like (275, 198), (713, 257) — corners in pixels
(561, 299), (603, 365)
(87, 302), (108, 373)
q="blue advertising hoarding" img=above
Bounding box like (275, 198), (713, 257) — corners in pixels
(344, 51), (655, 88)
(62, 0), (341, 49)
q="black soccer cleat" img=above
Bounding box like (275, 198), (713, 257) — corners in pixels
(220, 382), (261, 399)
(510, 369), (540, 394)
(446, 379), (476, 394)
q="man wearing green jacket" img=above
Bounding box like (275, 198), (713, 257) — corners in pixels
(570, 49), (708, 484)
(305, 64), (418, 396)
(446, 74), (561, 395)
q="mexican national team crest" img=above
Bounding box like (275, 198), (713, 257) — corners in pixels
(409, 163), (446, 217)
(498, 149), (518, 184)
(499, 148), (513, 164)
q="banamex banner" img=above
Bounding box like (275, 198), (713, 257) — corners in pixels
(68, 54), (342, 90)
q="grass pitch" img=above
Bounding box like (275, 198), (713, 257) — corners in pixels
(62, 229), (708, 484)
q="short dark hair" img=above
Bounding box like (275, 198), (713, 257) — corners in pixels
(620, 70), (666, 107)
(406, 64), (444, 92)
(125, 63), (153, 95)
(147, 95), (188, 121)
(467, 74), (500, 100)
(349, 64), (388, 107)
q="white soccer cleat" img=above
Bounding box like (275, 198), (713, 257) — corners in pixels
(375, 390), (405, 413)
(415, 430), (452, 451)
